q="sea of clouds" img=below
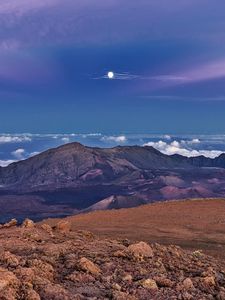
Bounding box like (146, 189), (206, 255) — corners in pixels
(0, 133), (225, 167)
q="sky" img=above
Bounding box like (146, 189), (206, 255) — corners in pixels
(1, 0), (225, 134)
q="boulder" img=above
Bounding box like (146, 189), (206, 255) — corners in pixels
(0, 267), (19, 291)
(127, 242), (153, 259)
(78, 257), (101, 276)
(183, 278), (194, 290)
(140, 279), (158, 290)
(22, 219), (35, 228)
(3, 219), (17, 228)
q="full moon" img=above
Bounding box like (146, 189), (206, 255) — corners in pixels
(107, 71), (114, 79)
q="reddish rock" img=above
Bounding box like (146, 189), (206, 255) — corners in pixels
(78, 257), (101, 276)
(22, 218), (35, 228)
(0, 251), (19, 268)
(41, 223), (54, 236)
(127, 241), (153, 259)
(0, 267), (19, 292)
(183, 278), (194, 290)
(155, 277), (174, 287)
(55, 220), (71, 233)
(140, 278), (158, 290)
(3, 219), (17, 228)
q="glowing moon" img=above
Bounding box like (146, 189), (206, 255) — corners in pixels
(107, 71), (114, 79)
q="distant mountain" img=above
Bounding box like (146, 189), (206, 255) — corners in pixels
(0, 142), (225, 222)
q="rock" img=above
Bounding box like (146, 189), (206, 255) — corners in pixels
(55, 221), (71, 233)
(66, 272), (95, 283)
(155, 277), (174, 287)
(78, 257), (101, 276)
(114, 250), (127, 258)
(0, 287), (18, 300)
(127, 242), (153, 259)
(182, 291), (193, 300)
(217, 291), (225, 300)
(202, 276), (216, 287)
(0, 267), (19, 291)
(22, 219), (35, 228)
(0, 251), (19, 267)
(41, 224), (54, 236)
(3, 219), (17, 228)
(22, 285), (41, 300)
(192, 250), (203, 258)
(122, 274), (133, 282)
(14, 267), (35, 284)
(112, 283), (122, 291)
(140, 279), (158, 290)
(38, 283), (71, 300)
(113, 291), (137, 300)
(27, 259), (54, 281)
(183, 278), (194, 290)
(77, 230), (94, 239)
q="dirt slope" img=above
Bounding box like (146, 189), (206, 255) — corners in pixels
(45, 198), (225, 259)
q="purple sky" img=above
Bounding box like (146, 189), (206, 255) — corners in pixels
(0, 0), (225, 133)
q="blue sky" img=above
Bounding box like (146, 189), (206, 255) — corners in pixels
(0, 0), (225, 133)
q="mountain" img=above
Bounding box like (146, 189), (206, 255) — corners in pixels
(1, 142), (225, 222)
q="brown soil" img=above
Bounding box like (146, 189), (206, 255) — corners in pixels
(45, 198), (225, 260)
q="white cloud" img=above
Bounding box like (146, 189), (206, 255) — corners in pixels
(101, 135), (127, 143)
(164, 135), (171, 140)
(144, 140), (223, 158)
(29, 151), (40, 157)
(61, 137), (70, 143)
(181, 138), (200, 145)
(11, 148), (25, 159)
(0, 135), (31, 144)
(0, 159), (16, 167)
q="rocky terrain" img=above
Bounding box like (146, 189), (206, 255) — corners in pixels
(0, 216), (225, 300)
(1, 143), (225, 222)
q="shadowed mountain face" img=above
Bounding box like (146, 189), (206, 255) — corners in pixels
(0, 142), (225, 222)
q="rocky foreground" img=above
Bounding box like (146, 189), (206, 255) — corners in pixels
(0, 219), (225, 300)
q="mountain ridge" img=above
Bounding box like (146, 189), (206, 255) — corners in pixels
(0, 142), (225, 222)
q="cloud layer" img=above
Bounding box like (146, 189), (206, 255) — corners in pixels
(144, 140), (223, 158)
(0, 133), (225, 167)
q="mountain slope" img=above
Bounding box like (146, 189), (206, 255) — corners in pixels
(1, 142), (225, 221)
(0, 142), (225, 190)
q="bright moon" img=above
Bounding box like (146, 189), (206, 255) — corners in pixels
(107, 71), (114, 79)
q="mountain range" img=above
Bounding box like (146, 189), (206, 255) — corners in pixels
(0, 142), (225, 222)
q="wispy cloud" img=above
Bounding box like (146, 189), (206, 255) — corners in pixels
(95, 72), (140, 80)
(0, 135), (31, 144)
(141, 95), (225, 102)
(95, 72), (188, 82)
(181, 58), (225, 84)
(101, 135), (127, 143)
(143, 58), (225, 90)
